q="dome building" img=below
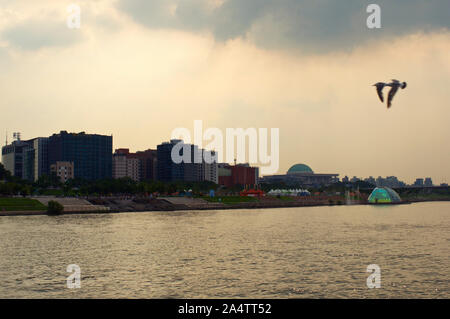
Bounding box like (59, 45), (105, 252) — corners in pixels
(287, 164), (314, 174)
(260, 163), (339, 187)
(368, 187), (402, 204)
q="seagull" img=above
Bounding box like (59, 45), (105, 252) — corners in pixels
(373, 82), (386, 103)
(373, 79), (407, 108)
(387, 79), (407, 108)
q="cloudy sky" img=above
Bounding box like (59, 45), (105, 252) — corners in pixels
(0, 0), (449, 183)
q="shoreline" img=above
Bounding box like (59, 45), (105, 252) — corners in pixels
(1, 198), (449, 217)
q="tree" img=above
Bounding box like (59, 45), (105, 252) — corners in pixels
(0, 163), (12, 181)
(47, 200), (64, 215)
(36, 173), (62, 188)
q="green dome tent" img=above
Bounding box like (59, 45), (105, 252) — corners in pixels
(368, 187), (402, 204)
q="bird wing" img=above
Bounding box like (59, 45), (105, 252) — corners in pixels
(375, 84), (384, 102)
(387, 84), (399, 108)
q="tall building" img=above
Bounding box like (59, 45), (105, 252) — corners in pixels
(2, 133), (38, 180)
(113, 148), (158, 182)
(133, 149), (157, 181)
(183, 144), (204, 182)
(157, 140), (184, 182)
(112, 149), (141, 181)
(414, 178), (424, 187)
(48, 131), (112, 181)
(424, 177), (433, 187)
(22, 146), (35, 181)
(24, 137), (49, 181)
(203, 150), (218, 184)
(2, 140), (31, 178)
(157, 140), (218, 183)
(126, 155), (140, 181)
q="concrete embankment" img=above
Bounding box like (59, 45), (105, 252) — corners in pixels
(0, 196), (109, 216)
(88, 196), (367, 212)
(1, 197), (347, 216)
(85, 196), (450, 212)
(0, 197), (109, 216)
(34, 197), (110, 212)
(1, 196), (448, 217)
(87, 197), (184, 212)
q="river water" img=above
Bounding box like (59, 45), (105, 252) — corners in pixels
(0, 202), (448, 298)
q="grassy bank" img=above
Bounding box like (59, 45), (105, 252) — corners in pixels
(0, 198), (47, 211)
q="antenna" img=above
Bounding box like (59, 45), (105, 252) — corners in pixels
(13, 132), (21, 141)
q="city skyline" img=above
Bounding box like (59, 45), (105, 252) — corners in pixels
(0, 1), (449, 302)
(1, 129), (445, 187)
(0, 1), (449, 185)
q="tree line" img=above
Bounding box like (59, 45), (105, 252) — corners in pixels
(0, 163), (218, 196)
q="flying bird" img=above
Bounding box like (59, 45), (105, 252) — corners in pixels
(373, 82), (386, 103)
(373, 79), (407, 108)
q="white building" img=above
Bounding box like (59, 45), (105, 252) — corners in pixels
(203, 150), (218, 184)
(112, 149), (141, 181)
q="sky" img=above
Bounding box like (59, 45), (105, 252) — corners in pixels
(0, 0), (449, 183)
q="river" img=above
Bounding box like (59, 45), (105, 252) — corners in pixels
(0, 202), (448, 298)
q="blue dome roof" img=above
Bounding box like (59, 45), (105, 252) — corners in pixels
(287, 164), (313, 174)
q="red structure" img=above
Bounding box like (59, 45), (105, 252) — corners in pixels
(240, 189), (265, 197)
(218, 163), (258, 188)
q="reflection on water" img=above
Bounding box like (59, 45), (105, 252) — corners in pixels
(0, 202), (448, 298)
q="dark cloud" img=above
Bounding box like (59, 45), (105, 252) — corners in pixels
(118, 0), (450, 52)
(2, 19), (83, 50)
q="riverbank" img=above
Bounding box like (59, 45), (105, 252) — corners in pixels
(1, 196), (449, 217)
